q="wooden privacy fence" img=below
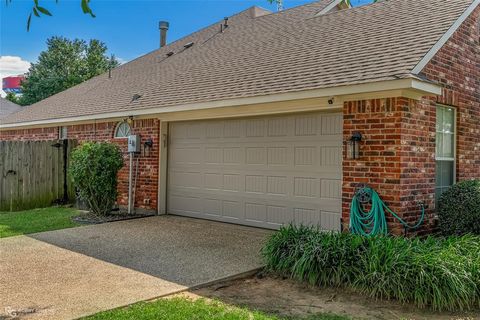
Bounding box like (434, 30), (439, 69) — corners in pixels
(0, 140), (77, 212)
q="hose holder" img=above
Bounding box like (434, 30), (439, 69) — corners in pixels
(350, 185), (426, 236)
(354, 184), (372, 204)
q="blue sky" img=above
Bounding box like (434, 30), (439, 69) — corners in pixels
(0, 0), (373, 83)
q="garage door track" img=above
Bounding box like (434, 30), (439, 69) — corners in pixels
(0, 215), (271, 319)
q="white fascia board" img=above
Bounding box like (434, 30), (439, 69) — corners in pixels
(411, 78), (442, 95)
(412, 0), (479, 74)
(315, 0), (346, 16)
(0, 78), (441, 129)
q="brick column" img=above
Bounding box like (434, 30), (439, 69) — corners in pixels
(342, 97), (436, 235)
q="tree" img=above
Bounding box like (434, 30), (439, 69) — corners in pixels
(17, 36), (118, 106)
(5, 0), (95, 31)
(5, 92), (20, 104)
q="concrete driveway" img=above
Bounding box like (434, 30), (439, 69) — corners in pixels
(0, 215), (271, 319)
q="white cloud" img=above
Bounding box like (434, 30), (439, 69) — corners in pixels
(116, 57), (128, 65)
(0, 56), (30, 77)
(0, 56), (31, 97)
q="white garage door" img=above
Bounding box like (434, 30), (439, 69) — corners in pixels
(167, 112), (343, 230)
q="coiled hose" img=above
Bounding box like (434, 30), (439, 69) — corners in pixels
(349, 187), (425, 236)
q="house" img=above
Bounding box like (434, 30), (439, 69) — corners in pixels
(0, 97), (22, 119)
(0, 0), (478, 235)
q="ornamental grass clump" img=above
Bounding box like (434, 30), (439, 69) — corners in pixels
(69, 142), (123, 216)
(262, 225), (480, 311)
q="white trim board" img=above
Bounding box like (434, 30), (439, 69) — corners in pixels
(0, 78), (441, 130)
(412, 0), (480, 74)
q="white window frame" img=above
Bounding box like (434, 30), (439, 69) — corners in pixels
(435, 105), (456, 199)
(114, 121), (131, 139)
(59, 126), (68, 140)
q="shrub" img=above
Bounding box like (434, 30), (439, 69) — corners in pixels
(69, 142), (123, 216)
(438, 179), (480, 236)
(263, 226), (367, 287)
(262, 225), (480, 311)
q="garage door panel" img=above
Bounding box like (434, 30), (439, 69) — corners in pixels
(168, 112), (342, 230)
(203, 198), (222, 216)
(169, 187), (341, 209)
(169, 195), (203, 214)
(171, 167), (340, 179)
(170, 173), (342, 200)
(321, 179), (342, 199)
(245, 203), (267, 222)
(173, 136), (341, 145)
(321, 211), (342, 231)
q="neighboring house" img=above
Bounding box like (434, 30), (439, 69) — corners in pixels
(0, 0), (478, 235)
(0, 98), (22, 119)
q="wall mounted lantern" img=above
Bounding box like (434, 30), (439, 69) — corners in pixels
(348, 131), (362, 160)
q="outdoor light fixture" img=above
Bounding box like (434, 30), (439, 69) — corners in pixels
(348, 131), (362, 160)
(143, 138), (154, 157)
(144, 138), (153, 149)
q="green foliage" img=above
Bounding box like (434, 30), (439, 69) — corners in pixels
(15, 36), (118, 106)
(262, 225), (480, 311)
(438, 180), (480, 236)
(5, 92), (20, 104)
(0, 207), (80, 238)
(69, 142), (123, 216)
(83, 296), (350, 320)
(5, 0), (95, 31)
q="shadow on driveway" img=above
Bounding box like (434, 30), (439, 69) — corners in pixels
(29, 215), (272, 287)
(1, 215), (271, 319)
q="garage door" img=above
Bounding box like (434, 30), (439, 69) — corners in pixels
(167, 112), (343, 230)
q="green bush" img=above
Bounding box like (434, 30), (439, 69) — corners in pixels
(262, 225), (480, 311)
(69, 142), (123, 216)
(438, 179), (480, 236)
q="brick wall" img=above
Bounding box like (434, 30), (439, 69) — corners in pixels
(342, 98), (436, 235)
(420, 6), (480, 180)
(0, 127), (59, 140)
(0, 119), (160, 213)
(342, 6), (479, 235)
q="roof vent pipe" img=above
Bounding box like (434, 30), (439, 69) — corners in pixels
(159, 21), (169, 48)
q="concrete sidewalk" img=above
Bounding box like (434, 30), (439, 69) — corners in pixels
(0, 215), (271, 319)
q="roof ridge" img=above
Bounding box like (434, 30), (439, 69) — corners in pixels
(307, 0), (390, 20)
(250, 0), (339, 21)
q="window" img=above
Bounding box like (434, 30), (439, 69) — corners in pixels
(435, 105), (456, 200)
(59, 126), (67, 140)
(114, 121), (131, 138)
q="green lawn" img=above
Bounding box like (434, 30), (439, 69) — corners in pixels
(0, 207), (81, 238)
(83, 297), (350, 320)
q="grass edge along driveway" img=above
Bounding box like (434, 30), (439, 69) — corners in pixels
(0, 207), (81, 238)
(82, 296), (351, 320)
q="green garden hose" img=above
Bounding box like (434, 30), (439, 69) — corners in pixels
(349, 186), (425, 236)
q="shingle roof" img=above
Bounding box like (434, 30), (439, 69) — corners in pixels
(0, 97), (22, 119)
(1, 0), (475, 125)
